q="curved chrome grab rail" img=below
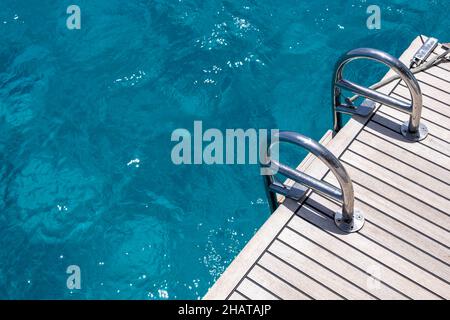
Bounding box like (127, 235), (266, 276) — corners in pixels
(332, 48), (428, 141)
(262, 131), (364, 233)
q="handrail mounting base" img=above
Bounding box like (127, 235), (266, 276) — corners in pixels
(400, 121), (428, 141)
(334, 210), (365, 233)
(268, 182), (308, 201)
(336, 99), (376, 117)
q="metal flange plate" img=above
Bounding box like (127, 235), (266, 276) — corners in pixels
(334, 210), (365, 233)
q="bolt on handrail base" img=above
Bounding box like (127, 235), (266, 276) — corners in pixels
(400, 121), (429, 141)
(334, 210), (365, 233)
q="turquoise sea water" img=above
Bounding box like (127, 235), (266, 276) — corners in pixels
(0, 0), (448, 299)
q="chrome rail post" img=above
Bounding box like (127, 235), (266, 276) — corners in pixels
(332, 48), (428, 141)
(263, 174), (278, 213)
(262, 131), (364, 233)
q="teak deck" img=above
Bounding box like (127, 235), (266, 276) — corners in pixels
(204, 36), (450, 300)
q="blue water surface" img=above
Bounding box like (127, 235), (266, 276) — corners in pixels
(0, 0), (448, 299)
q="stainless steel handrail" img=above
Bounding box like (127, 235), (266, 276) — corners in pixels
(262, 131), (364, 233)
(332, 48), (428, 141)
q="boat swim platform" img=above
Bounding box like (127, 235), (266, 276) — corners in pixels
(204, 35), (450, 300)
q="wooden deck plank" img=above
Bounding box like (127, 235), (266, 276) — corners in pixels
(325, 176), (450, 248)
(436, 62), (450, 72)
(378, 104), (450, 143)
(323, 172), (450, 247)
(405, 79), (450, 105)
(340, 151), (450, 222)
(309, 190), (450, 265)
(269, 238), (377, 299)
(257, 252), (344, 300)
(356, 129), (450, 184)
(390, 92), (450, 132)
(429, 47), (450, 71)
(414, 71), (450, 94)
(203, 203), (295, 300)
(435, 62), (450, 72)
(395, 84), (450, 118)
(364, 119), (450, 171)
(338, 162), (450, 232)
(228, 292), (247, 300)
(292, 207), (448, 299)
(424, 66), (450, 83)
(307, 193), (450, 283)
(348, 140), (450, 198)
(274, 231), (407, 300)
(248, 265), (311, 300)
(288, 208), (439, 300)
(373, 111), (450, 159)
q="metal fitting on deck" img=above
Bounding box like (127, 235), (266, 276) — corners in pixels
(332, 47), (428, 142)
(262, 131), (364, 233)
